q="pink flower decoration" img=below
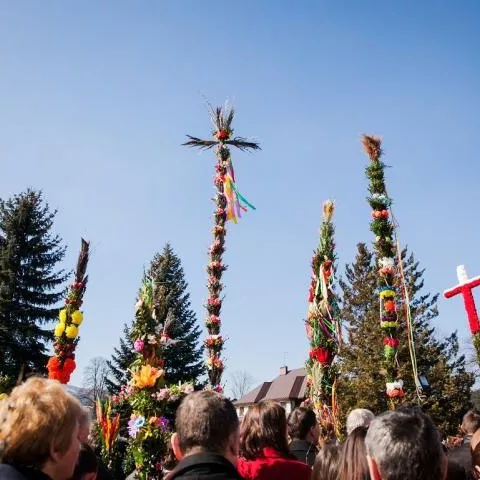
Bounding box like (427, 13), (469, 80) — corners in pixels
(133, 338), (144, 352)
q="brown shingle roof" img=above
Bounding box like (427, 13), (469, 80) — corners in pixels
(234, 368), (306, 406)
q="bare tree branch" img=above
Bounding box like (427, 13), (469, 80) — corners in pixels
(228, 370), (255, 400)
(82, 357), (110, 406)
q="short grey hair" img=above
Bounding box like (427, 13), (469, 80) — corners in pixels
(346, 408), (374, 436)
(365, 407), (443, 480)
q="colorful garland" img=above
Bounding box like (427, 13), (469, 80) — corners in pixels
(47, 239), (89, 384)
(184, 105), (260, 390)
(305, 200), (341, 436)
(362, 135), (404, 401)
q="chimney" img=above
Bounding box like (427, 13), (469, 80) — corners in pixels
(279, 365), (288, 376)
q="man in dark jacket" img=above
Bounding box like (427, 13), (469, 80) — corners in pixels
(287, 407), (319, 467)
(168, 391), (243, 480)
(448, 409), (480, 477)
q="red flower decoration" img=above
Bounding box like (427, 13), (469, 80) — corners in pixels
(384, 300), (396, 313)
(383, 337), (399, 347)
(215, 130), (230, 140)
(309, 347), (333, 365)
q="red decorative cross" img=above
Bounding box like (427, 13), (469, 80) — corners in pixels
(444, 265), (480, 334)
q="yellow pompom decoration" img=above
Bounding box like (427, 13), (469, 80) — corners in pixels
(54, 323), (65, 337)
(71, 310), (83, 326)
(380, 289), (396, 299)
(59, 309), (67, 324)
(65, 325), (78, 339)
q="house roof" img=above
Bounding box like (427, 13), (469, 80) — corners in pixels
(235, 368), (307, 406)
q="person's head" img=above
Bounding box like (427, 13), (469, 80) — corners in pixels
(171, 391), (239, 466)
(346, 409), (375, 436)
(78, 407), (92, 444)
(461, 410), (480, 436)
(240, 400), (290, 460)
(338, 426), (370, 480)
(287, 407), (319, 444)
(365, 406), (447, 480)
(0, 377), (82, 480)
(72, 444), (98, 480)
(312, 444), (340, 480)
(470, 428), (480, 479)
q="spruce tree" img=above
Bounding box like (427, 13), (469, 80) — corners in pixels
(338, 243), (474, 435)
(148, 244), (204, 385)
(0, 190), (67, 382)
(106, 322), (135, 395)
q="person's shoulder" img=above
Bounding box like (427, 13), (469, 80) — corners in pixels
(0, 465), (28, 480)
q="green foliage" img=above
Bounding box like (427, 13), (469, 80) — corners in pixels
(338, 243), (474, 435)
(148, 244), (205, 385)
(106, 322), (136, 395)
(0, 189), (67, 381)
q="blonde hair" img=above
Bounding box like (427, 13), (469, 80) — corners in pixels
(0, 376), (82, 468)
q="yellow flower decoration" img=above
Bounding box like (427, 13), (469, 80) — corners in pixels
(71, 310), (83, 326)
(0, 393), (8, 401)
(59, 309), (67, 324)
(380, 289), (396, 299)
(132, 365), (163, 389)
(54, 323), (65, 337)
(65, 325), (79, 339)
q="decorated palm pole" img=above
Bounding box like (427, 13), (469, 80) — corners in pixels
(119, 276), (193, 479)
(184, 106), (259, 390)
(362, 135), (404, 404)
(305, 200), (341, 437)
(47, 238), (89, 383)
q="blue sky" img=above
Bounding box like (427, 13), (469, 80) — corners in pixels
(1, 1), (479, 391)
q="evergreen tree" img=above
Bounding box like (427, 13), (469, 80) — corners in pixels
(338, 243), (474, 435)
(0, 190), (67, 382)
(148, 244), (204, 385)
(106, 322), (135, 395)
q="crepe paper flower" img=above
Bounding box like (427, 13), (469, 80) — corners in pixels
(309, 347), (334, 366)
(379, 257), (395, 269)
(59, 309), (67, 324)
(181, 383), (195, 394)
(71, 310), (83, 325)
(65, 324), (79, 339)
(380, 289), (396, 299)
(206, 356), (224, 370)
(381, 321), (399, 329)
(132, 365), (163, 389)
(128, 415), (145, 438)
(134, 338), (145, 352)
(383, 300), (396, 313)
(54, 323), (65, 337)
(386, 380), (405, 398)
(147, 334), (157, 345)
(207, 315), (221, 325)
(155, 388), (170, 401)
(383, 337), (400, 347)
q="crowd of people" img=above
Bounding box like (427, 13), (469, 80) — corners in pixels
(1, 377), (479, 480)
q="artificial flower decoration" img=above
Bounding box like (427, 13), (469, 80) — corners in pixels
(54, 323), (65, 337)
(132, 364), (163, 389)
(65, 324), (79, 339)
(47, 239), (89, 384)
(71, 310), (83, 325)
(363, 134), (404, 403)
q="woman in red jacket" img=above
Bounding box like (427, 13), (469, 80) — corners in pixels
(237, 401), (311, 480)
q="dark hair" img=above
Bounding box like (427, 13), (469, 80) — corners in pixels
(338, 426), (370, 480)
(365, 406), (443, 480)
(472, 442), (480, 479)
(73, 444), (98, 480)
(287, 407), (317, 440)
(175, 391), (239, 455)
(240, 401), (291, 460)
(462, 410), (480, 435)
(312, 444), (340, 480)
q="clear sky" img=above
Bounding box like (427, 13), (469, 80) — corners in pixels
(1, 1), (479, 390)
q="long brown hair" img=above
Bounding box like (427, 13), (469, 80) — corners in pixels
(240, 401), (291, 460)
(338, 426), (370, 480)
